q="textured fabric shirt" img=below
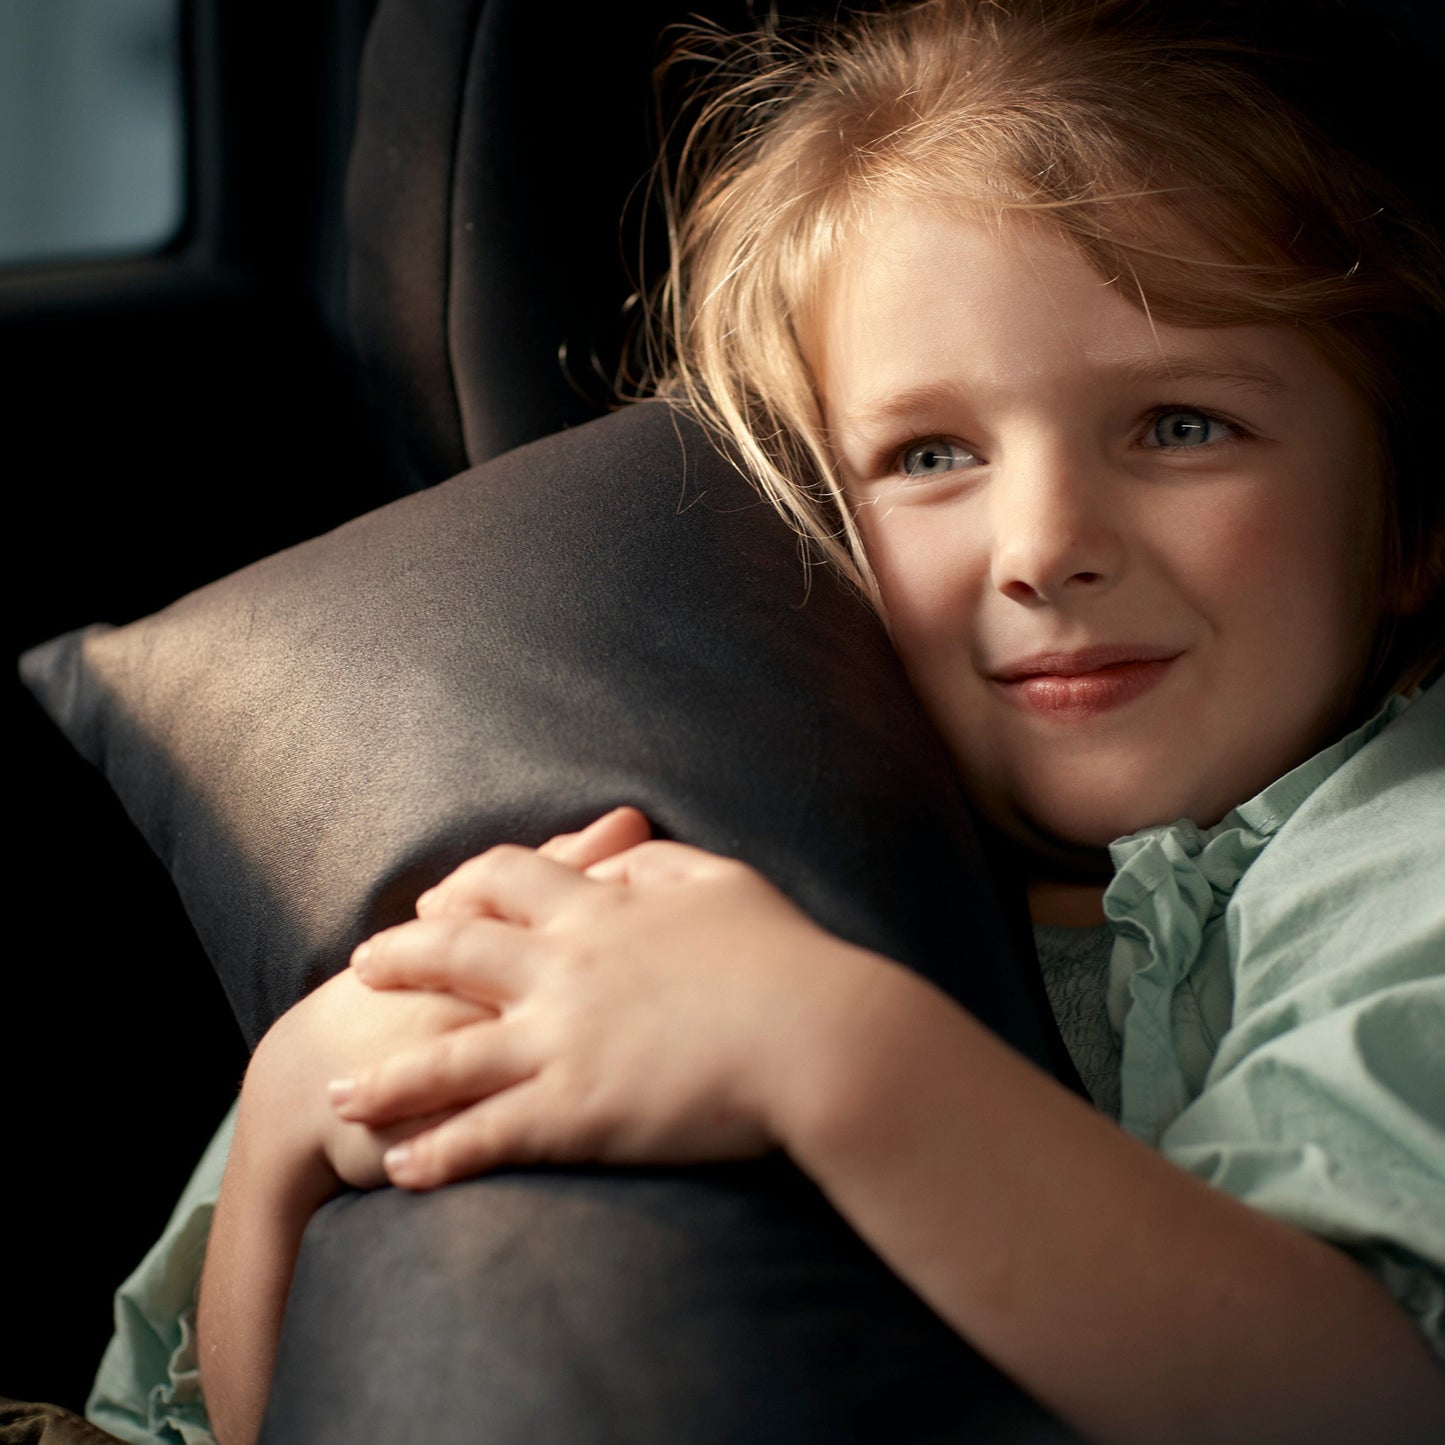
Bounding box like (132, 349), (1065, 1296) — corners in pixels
(1098, 680), (1445, 1354)
(1034, 921), (1119, 1117)
(86, 1107), (234, 1445)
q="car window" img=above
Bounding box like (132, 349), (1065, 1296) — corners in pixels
(0, 0), (185, 266)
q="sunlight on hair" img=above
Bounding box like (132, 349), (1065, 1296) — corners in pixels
(625, 0), (1445, 689)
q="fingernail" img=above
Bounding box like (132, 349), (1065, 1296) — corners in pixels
(327, 1077), (355, 1108)
(384, 1143), (413, 1175)
(352, 940), (373, 970)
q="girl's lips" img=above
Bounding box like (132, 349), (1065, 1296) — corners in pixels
(993, 655), (1179, 719)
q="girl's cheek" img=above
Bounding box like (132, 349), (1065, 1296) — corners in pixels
(864, 508), (985, 631)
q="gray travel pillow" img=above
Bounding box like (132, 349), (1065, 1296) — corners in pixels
(21, 400), (1073, 1441)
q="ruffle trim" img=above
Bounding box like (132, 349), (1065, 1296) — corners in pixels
(1102, 694), (1411, 1143)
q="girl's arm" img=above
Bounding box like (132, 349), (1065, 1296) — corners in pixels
(199, 809), (654, 1445)
(779, 957), (1445, 1445)
(197, 970), (485, 1445)
(340, 829), (1445, 1445)
(198, 1004), (340, 1445)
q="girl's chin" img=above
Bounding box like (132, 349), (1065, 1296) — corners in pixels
(986, 809), (1116, 882)
(1007, 763), (1246, 846)
(989, 794), (1180, 873)
(1003, 792), (1244, 876)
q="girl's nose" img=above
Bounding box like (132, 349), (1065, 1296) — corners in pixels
(988, 451), (1125, 606)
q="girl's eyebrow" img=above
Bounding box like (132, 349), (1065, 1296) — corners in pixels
(832, 357), (1288, 434)
(831, 381), (976, 435)
(1109, 353), (1289, 396)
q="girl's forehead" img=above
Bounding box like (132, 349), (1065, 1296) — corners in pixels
(811, 207), (1194, 386)
(821, 189), (1214, 309)
(806, 167), (1330, 347)
(805, 199), (1377, 432)
(808, 202), (1383, 501)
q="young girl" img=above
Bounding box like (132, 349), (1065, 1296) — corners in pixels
(196, 1), (1445, 1440)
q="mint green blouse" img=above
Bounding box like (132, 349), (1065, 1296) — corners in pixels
(1100, 680), (1444, 1354)
(86, 684), (1445, 1442)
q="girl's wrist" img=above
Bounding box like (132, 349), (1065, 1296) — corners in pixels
(772, 946), (1008, 1201)
(237, 1011), (347, 1210)
(760, 937), (934, 1164)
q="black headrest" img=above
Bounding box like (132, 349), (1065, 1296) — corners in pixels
(345, 0), (721, 485)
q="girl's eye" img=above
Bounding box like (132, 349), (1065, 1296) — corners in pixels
(898, 439), (980, 479)
(1145, 409), (1233, 448)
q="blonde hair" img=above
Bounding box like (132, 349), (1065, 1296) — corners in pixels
(639, 0), (1445, 686)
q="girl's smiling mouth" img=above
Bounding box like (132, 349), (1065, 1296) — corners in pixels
(990, 646), (1183, 720)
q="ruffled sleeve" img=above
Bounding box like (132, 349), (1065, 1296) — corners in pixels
(85, 1103), (234, 1445)
(1104, 816), (1266, 1143)
(1108, 684), (1445, 1356)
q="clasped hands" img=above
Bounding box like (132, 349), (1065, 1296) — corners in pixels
(306, 807), (877, 1193)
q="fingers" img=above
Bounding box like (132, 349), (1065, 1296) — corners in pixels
(584, 838), (737, 887)
(412, 841), (595, 929)
(326, 1105), (459, 1191)
(537, 806), (652, 871)
(330, 1018), (536, 1131)
(416, 808), (651, 918)
(352, 914), (535, 1001)
(379, 1080), (553, 1189)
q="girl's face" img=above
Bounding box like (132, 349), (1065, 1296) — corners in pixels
(813, 205), (1383, 860)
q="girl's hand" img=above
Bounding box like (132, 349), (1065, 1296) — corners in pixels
(254, 809), (655, 1189)
(202, 936), (501, 1445)
(332, 814), (882, 1190)
(247, 967), (491, 1195)
(488, 803), (654, 888)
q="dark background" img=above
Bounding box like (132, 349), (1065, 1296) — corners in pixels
(7, 1), (391, 1410)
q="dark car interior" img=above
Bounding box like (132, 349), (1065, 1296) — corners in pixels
(11, 0), (744, 1413)
(11, 2), (385, 1412)
(9, 0), (908, 1421)
(8, 0), (1442, 1435)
